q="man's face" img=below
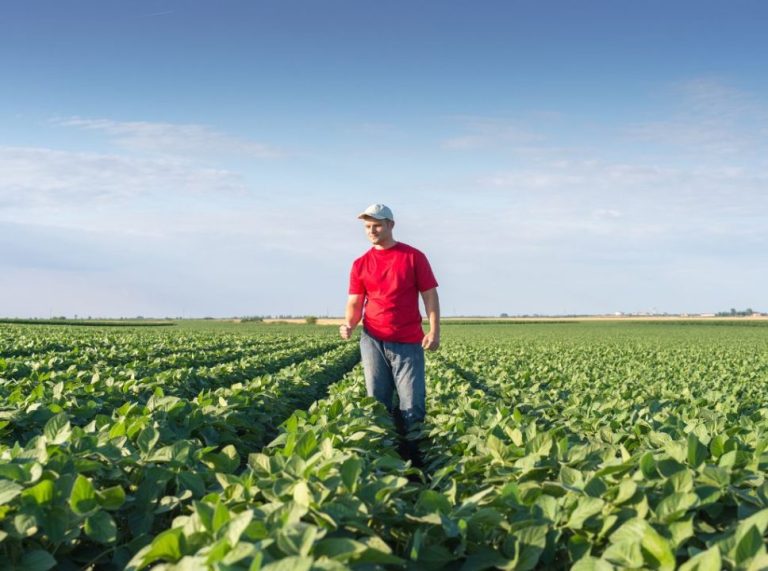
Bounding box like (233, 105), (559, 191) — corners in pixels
(363, 218), (394, 246)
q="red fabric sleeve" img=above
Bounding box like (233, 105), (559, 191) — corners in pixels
(415, 251), (438, 292)
(348, 260), (365, 295)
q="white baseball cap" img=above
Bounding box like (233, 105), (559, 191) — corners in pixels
(357, 203), (394, 221)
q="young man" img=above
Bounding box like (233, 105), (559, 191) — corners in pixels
(340, 203), (440, 433)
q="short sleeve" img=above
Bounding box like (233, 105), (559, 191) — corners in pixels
(348, 260), (365, 295)
(414, 252), (438, 292)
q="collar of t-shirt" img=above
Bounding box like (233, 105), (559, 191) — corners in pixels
(370, 242), (401, 254)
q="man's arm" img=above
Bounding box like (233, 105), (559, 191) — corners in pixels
(420, 287), (440, 350)
(340, 294), (364, 340)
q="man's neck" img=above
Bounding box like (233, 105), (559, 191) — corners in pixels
(373, 239), (397, 250)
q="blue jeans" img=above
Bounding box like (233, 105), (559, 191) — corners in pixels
(359, 328), (426, 430)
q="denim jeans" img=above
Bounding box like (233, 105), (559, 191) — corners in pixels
(359, 328), (426, 430)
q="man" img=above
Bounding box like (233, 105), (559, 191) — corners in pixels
(340, 203), (440, 435)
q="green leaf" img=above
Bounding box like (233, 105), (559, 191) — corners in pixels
(669, 516), (694, 548)
(560, 466), (585, 489)
(22, 479), (54, 505)
(0, 479), (23, 504)
(699, 465), (730, 487)
(295, 431), (318, 460)
(668, 469), (694, 493)
(147, 444), (174, 462)
(222, 544), (260, 566)
(314, 538), (367, 561)
(0, 462), (28, 481)
(19, 549), (57, 571)
(293, 481), (311, 507)
(202, 446), (240, 473)
(220, 444), (239, 469)
(172, 440), (193, 463)
(719, 450), (738, 468)
(614, 479), (638, 504)
(516, 524), (548, 571)
(14, 513), (38, 537)
(178, 471), (206, 497)
(137, 426), (159, 455)
(736, 508), (768, 539)
(604, 540), (644, 568)
(460, 547), (510, 571)
(679, 546), (722, 571)
(357, 536), (405, 564)
(140, 527), (184, 565)
(640, 452), (657, 478)
(655, 492), (698, 522)
(69, 474), (98, 515)
(248, 453), (272, 474)
(734, 525), (763, 565)
(571, 556), (616, 571)
(640, 524), (676, 571)
(709, 434), (728, 458)
(687, 433), (708, 468)
(260, 556), (313, 571)
(340, 457), (362, 493)
(416, 490), (452, 515)
(85, 510), (117, 544)
(276, 524), (318, 557)
(109, 419), (127, 439)
(225, 510), (254, 547)
(212, 501), (230, 533)
(486, 434), (505, 459)
(610, 518), (647, 544)
(567, 496), (604, 530)
(97, 485), (126, 510)
(39, 505), (68, 544)
(43, 413), (71, 445)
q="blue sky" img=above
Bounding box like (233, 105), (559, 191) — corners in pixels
(2, 1), (767, 317)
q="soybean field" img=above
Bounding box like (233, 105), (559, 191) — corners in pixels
(1, 320), (768, 570)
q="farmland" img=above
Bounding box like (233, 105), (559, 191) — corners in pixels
(1, 321), (767, 570)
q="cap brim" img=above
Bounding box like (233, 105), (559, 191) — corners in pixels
(357, 212), (388, 220)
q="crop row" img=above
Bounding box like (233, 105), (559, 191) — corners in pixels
(0, 327), (273, 360)
(0, 337), (344, 439)
(410, 340), (768, 570)
(0, 334), (300, 381)
(0, 337), (359, 570)
(124, 364), (413, 570)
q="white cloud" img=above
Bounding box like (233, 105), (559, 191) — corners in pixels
(593, 208), (621, 219)
(480, 158), (768, 210)
(53, 116), (284, 158)
(441, 116), (544, 150)
(626, 78), (768, 157)
(0, 145), (247, 208)
(676, 77), (759, 119)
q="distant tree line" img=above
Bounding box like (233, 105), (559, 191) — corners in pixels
(717, 308), (757, 317)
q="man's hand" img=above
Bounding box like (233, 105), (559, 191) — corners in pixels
(339, 323), (354, 340)
(342, 295), (363, 341)
(422, 330), (440, 351)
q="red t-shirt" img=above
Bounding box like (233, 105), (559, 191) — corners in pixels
(348, 242), (438, 343)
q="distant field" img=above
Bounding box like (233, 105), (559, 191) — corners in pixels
(1, 320), (767, 569)
(262, 315), (768, 326)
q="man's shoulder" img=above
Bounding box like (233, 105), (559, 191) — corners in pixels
(352, 248), (374, 265)
(396, 242), (429, 259)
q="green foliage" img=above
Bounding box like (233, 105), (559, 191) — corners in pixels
(1, 321), (767, 568)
